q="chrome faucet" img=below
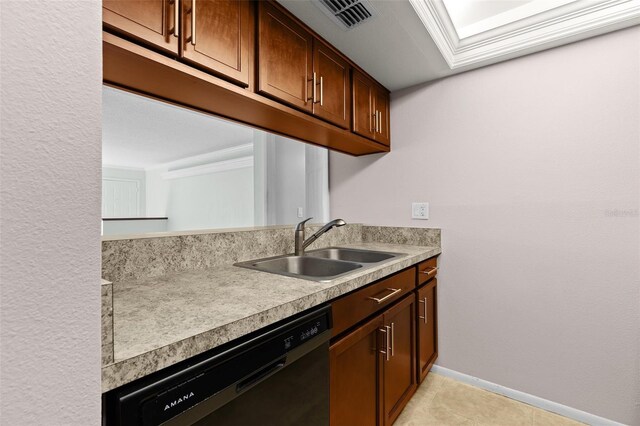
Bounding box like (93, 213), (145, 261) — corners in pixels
(295, 218), (347, 256)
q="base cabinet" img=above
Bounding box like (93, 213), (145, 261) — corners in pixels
(330, 293), (417, 426)
(330, 258), (438, 425)
(382, 296), (417, 426)
(329, 314), (382, 426)
(416, 278), (438, 383)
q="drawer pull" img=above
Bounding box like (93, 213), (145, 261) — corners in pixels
(418, 297), (427, 324)
(367, 287), (401, 304)
(420, 266), (438, 275)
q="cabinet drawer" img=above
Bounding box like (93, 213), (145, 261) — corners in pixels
(417, 257), (438, 286)
(332, 267), (415, 337)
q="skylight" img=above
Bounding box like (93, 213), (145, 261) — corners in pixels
(443, 0), (579, 39)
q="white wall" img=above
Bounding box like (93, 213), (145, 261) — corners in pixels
(330, 27), (640, 424)
(146, 168), (170, 217)
(165, 167), (255, 231)
(273, 136), (307, 225)
(263, 136), (330, 226)
(0, 1), (102, 424)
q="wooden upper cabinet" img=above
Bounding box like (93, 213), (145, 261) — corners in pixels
(382, 295), (417, 426)
(352, 70), (390, 146)
(352, 70), (375, 140)
(330, 314), (383, 426)
(258, 1), (313, 112)
(417, 279), (438, 383)
(103, 0), (179, 54)
(313, 41), (350, 129)
(181, 0), (253, 87)
(374, 87), (390, 146)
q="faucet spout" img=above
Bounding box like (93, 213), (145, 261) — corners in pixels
(294, 218), (347, 256)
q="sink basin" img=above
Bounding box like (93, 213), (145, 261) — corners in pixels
(305, 247), (400, 263)
(235, 247), (404, 282)
(237, 255), (362, 281)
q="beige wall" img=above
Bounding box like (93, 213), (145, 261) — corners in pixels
(330, 27), (640, 424)
(0, 1), (102, 424)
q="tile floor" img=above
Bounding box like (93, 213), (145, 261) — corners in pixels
(395, 373), (585, 426)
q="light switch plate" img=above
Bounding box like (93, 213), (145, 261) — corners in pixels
(412, 202), (429, 220)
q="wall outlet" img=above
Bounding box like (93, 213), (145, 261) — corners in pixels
(297, 207), (304, 218)
(412, 202), (429, 220)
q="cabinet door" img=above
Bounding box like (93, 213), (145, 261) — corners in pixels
(258, 2), (313, 112)
(313, 41), (350, 129)
(382, 295), (416, 426)
(352, 70), (375, 140)
(374, 88), (390, 146)
(103, 0), (178, 55)
(417, 279), (438, 383)
(330, 314), (383, 426)
(181, 0), (252, 87)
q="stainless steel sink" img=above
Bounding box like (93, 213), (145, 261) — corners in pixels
(305, 247), (400, 264)
(235, 247), (404, 282)
(236, 255), (362, 281)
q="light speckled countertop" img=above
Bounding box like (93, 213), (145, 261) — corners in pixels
(102, 242), (441, 392)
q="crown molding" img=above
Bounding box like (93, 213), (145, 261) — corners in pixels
(146, 143), (254, 171)
(161, 156), (253, 180)
(409, 0), (640, 69)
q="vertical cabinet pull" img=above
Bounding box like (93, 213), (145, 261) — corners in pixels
(308, 72), (317, 103)
(173, 0), (179, 37)
(418, 297), (427, 324)
(190, 0), (196, 45)
(379, 326), (391, 361)
(319, 76), (323, 106)
(377, 111), (382, 134)
(372, 112), (377, 132)
(390, 322), (395, 357)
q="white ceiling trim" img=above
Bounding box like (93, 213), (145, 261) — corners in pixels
(162, 156), (254, 180)
(146, 143), (254, 171)
(409, 0), (640, 69)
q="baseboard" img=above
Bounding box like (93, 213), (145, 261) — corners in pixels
(430, 365), (625, 426)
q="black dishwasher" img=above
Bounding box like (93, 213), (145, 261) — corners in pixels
(104, 305), (332, 426)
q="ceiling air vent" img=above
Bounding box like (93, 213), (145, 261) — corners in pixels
(315, 0), (378, 30)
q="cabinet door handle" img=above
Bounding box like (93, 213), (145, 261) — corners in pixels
(379, 326), (391, 361)
(190, 0), (196, 45)
(377, 111), (382, 133)
(420, 266), (438, 275)
(390, 322), (395, 357)
(319, 76), (323, 106)
(371, 112), (377, 132)
(367, 287), (401, 304)
(173, 0), (179, 37)
(308, 72), (317, 103)
(418, 297), (427, 324)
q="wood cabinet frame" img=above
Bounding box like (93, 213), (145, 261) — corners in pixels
(103, 32), (388, 156)
(102, 0), (390, 156)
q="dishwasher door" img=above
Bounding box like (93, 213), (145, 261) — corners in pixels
(192, 341), (328, 426)
(106, 305), (331, 426)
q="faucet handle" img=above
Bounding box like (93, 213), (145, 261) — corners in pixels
(295, 217), (313, 231)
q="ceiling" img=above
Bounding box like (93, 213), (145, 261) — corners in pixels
(279, 0), (640, 91)
(279, 0), (452, 91)
(102, 87), (254, 169)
